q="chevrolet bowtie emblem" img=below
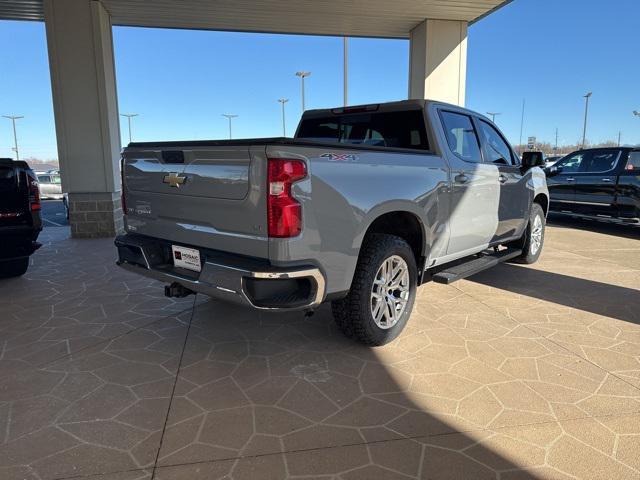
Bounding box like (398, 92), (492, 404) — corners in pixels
(163, 172), (187, 188)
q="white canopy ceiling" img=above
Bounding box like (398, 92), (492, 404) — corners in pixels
(1, 0), (511, 38)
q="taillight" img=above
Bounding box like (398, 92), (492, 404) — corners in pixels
(267, 158), (306, 238)
(28, 173), (41, 212)
(120, 157), (127, 214)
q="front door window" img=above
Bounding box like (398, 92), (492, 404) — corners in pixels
(555, 152), (586, 173)
(479, 120), (514, 165)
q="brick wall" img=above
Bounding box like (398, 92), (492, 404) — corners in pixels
(68, 192), (124, 238)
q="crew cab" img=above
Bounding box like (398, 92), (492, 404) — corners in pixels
(546, 147), (640, 223)
(0, 158), (42, 278)
(115, 100), (549, 345)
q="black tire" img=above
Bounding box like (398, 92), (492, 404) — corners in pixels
(331, 233), (417, 346)
(0, 257), (30, 278)
(509, 203), (545, 264)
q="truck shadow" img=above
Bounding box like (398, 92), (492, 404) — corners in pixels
(468, 263), (640, 326)
(158, 298), (552, 479)
(547, 214), (640, 241)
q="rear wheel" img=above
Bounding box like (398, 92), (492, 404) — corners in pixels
(332, 233), (417, 346)
(0, 257), (30, 278)
(510, 203), (545, 264)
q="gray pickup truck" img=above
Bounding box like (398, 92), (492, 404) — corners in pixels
(116, 100), (549, 345)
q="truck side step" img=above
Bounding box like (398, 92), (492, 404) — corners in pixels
(431, 248), (522, 285)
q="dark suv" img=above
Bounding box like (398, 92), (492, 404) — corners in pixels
(0, 158), (42, 277)
(546, 147), (640, 223)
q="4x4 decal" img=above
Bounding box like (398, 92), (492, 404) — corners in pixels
(320, 153), (358, 162)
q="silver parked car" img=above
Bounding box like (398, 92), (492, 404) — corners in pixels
(35, 170), (63, 199)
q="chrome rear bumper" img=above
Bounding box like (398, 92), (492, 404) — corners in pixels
(115, 234), (325, 311)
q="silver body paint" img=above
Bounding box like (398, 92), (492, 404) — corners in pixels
(120, 100), (548, 300)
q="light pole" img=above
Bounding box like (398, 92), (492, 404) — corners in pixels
(120, 113), (139, 143)
(222, 114), (238, 139)
(518, 99), (525, 154)
(581, 92), (592, 148)
(277, 98), (289, 137)
(295, 71), (311, 112)
(343, 38), (348, 107)
(2, 115), (24, 160)
(486, 112), (501, 123)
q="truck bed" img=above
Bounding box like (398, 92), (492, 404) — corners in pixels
(127, 137), (433, 154)
(122, 136), (435, 256)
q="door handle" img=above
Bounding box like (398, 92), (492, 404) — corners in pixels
(601, 178), (612, 182)
(454, 173), (469, 184)
(498, 174), (508, 184)
(566, 177), (575, 182)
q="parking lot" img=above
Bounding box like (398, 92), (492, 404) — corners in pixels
(0, 218), (639, 480)
(40, 200), (69, 228)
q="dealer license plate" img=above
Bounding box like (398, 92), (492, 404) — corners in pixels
(171, 245), (201, 272)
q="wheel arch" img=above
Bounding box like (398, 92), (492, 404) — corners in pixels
(359, 209), (427, 274)
(534, 193), (549, 217)
(529, 168), (550, 217)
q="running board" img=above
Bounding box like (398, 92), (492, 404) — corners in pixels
(551, 211), (639, 224)
(431, 248), (522, 285)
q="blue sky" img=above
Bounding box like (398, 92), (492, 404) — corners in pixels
(0, 0), (639, 159)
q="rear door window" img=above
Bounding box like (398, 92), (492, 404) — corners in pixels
(440, 111), (482, 163)
(296, 110), (429, 150)
(582, 150), (620, 173)
(37, 175), (51, 184)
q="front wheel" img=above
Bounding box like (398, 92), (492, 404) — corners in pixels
(509, 203), (546, 264)
(332, 233), (417, 346)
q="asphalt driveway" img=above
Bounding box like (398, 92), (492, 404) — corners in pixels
(40, 200), (69, 228)
(0, 218), (639, 480)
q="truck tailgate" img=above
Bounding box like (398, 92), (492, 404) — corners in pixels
(0, 164), (29, 227)
(122, 145), (269, 258)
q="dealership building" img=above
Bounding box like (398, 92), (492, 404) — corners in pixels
(0, 0), (510, 237)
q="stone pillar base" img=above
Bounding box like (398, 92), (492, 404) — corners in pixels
(68, 192), (124, 238)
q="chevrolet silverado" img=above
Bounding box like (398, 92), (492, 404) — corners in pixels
(115, 100), (549, 345)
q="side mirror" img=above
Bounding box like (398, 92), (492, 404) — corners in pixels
(521, 151), (545, 170)
(544, 165), (562, 177)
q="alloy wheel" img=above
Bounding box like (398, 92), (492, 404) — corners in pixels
(370, 255), (410, 329)
(530, 214), (543, 255)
